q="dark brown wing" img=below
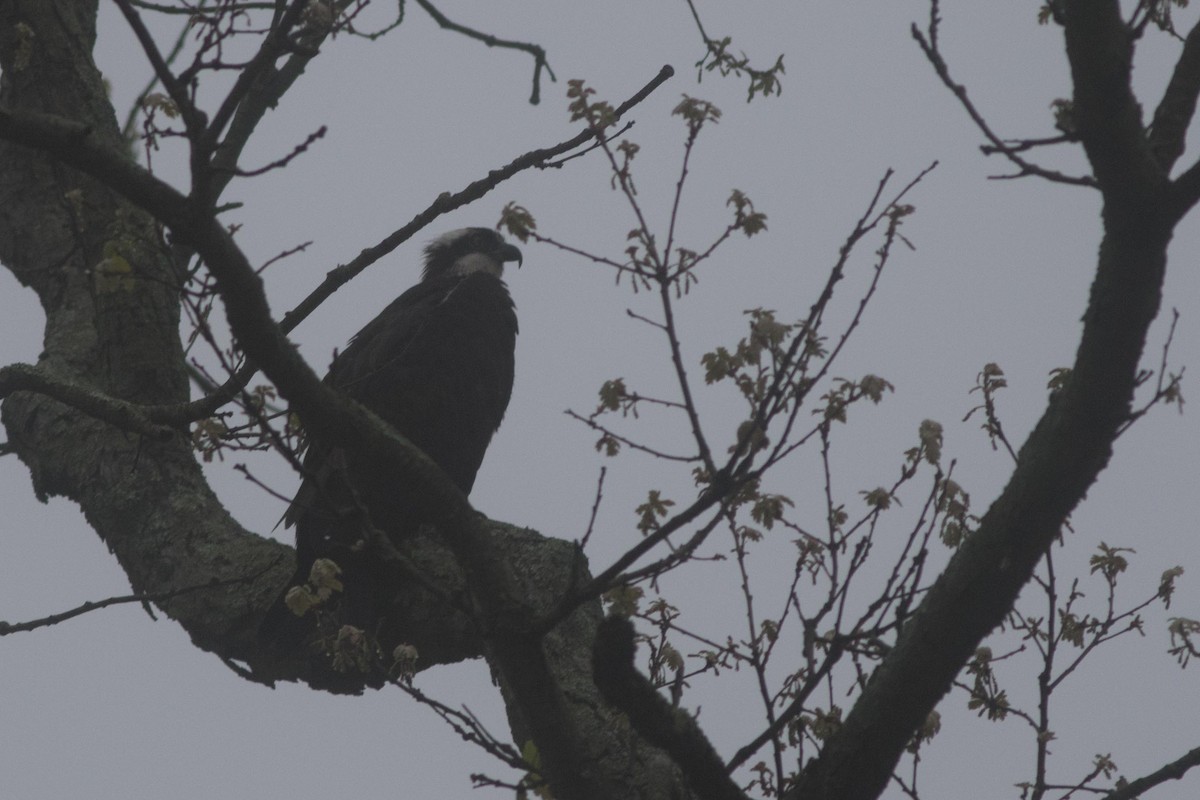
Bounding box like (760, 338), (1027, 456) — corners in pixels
(265, 271), (516, 644)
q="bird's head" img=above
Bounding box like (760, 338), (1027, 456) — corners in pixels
(422, 227), (523, 281)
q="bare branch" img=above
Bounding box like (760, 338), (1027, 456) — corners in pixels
(912, 2), (1096, 188)
(112, 0), (209, 136)
(726, 640), (843, 772)
(120, 3), (197, 142)
(543, 474), (736, 633)
(980, 133), (1075, 155)
(202, 0), (311, 189)
(394, 681), (527, 771)
(414, 0), (556, 105)
(579, 466), (607, 550)
(565, 409), (699, 463)
(128, 0), (277, 11)
(0, 564), (278, 636)
(223, 125), (326, 177)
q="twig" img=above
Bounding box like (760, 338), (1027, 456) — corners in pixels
(226, 125), (326, 176)
(980, 134), (1075, 155)
(911, 1), (1096, 188)
(564, 409), (698, 463)
(0, 563), (278, 635)
(542, 121), (636, 168)
(580, 466), (607, 550)
(394, 680), (527, 769)
(616, 512), (726, 586)
(129, 0), (277, 12)
(415, 0), (556, 105)
(121, 0), (203, 142)
(112, 0), (209, 136)
(726, 640), (843, 772)
(1117, 308), (1184, 436)
(234, 463), (295, 505)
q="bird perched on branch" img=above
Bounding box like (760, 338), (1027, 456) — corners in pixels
(262, 227), (521, 650)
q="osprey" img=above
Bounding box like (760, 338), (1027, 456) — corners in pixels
(265, 227), (520, 645)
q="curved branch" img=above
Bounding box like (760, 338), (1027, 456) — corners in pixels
(593, 616), (748, 800)
(414, 0), (555, 105)
(0, 363), (175, 439)
(1103, 746), (1200, 800)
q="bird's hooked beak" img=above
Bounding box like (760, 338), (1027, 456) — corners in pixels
(497, 242), (523, 269)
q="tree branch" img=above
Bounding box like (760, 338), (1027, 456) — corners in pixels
(1063, 0), (1166, 202)
(1148, 17), (1200, 173)
(287, 64), (674, 328)
(0, 564), (278, 635)
(593, 616), (748, 800)
(112, 0), (209, 137)
(414, 0), (555, 105)
(1103, 746), (1200, 800)
(202, 0), (310, 178)
(912, 2), (1096, 188)
(725, 640), (843, 772)
(788, 4), (1182, 797)
(0, 363), (175, 439)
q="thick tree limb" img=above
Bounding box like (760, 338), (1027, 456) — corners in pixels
(789, 5), (1185, 798)
(1149, 18), (1200, 173)
(594, 616), (748, 800)
(1063, 0), (1167, 203)
(0, 0), (293, 674)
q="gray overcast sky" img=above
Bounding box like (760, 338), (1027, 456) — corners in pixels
(2, 2), (1199, 798)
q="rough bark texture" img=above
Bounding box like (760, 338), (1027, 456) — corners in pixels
(0, 0), (288, 659)
(0, 3), (685, 797)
